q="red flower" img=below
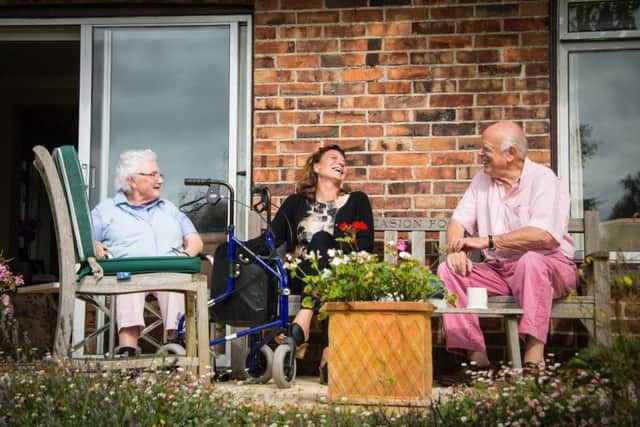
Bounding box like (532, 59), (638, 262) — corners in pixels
(338, 222), (348, 231)
(352, 221), (368, 231)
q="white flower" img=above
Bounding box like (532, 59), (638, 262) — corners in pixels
(321, 268), (332, 279)
(398, 251), (413, 259)
(330, 257), (343, 267)
(327, 248), (336, 258)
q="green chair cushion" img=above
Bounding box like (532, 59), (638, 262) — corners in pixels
(78, 256), (202, 278)
(53, 146), (95, 261)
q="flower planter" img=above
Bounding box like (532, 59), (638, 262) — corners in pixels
(324, 301), (434, 406)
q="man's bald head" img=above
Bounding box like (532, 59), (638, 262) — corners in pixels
(483, 121), (528, 158)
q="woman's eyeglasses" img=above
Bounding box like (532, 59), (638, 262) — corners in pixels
(137, 171), (164, 180)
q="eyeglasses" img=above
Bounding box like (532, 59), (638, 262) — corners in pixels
(137, 171), (164, 180)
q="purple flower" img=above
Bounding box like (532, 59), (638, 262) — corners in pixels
(396, 239), (408, 252)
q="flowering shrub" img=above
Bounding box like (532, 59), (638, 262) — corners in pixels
(285, 221), (455, 315)
(0, 254), (24, 318)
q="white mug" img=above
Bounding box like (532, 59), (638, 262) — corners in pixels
(466, 287), (488, 309)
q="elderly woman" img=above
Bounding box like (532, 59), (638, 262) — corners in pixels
(272, 144), (374, 383)
(91, 149), (203, 357)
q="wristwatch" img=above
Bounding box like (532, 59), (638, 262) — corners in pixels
(488, 235), (496, 251)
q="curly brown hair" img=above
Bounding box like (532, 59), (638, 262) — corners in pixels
(296, 144), (347, 200)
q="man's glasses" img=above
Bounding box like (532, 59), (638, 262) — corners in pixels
(137, 171), (164, 180)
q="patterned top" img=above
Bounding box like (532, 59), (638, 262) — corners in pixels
(296, 194), (349, 254)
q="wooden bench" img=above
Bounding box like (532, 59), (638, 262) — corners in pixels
(375, 211), (612, 368)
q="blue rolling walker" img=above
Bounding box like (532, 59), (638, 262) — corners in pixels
(177, 178), (298, 388)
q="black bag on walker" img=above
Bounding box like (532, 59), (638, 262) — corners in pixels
(210, 236), (278, 326)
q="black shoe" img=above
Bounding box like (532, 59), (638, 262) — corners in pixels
(290, 323), (309, 359)
(117, 346), (138, 358)
(319, 363), (328, 385)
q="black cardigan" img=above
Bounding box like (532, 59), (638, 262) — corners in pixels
(271, 191), (374, 253)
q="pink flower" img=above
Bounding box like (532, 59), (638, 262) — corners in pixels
(396, 239), (407, 252)
(0, 265), (9, 282)
(15, 275), (24, 287)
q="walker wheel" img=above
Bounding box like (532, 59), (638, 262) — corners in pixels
(272, 344), (296, 389)
(246, 345), (273, 384)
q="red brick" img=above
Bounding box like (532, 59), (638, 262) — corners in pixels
(297, 40), (338, 53)
(255, 27), (276, 39)
(386, 124), (428, 136)
(256, 126), (294, 139)
(279, 26), (323, 39)
(297, 97), (339, 109)
(341, 39), (382, 52)
(366, 52), (408, 66)
(384, 37), (427, 50)
(367, 22), (411, 36)
(504, 48), (548, 62)
(321, 54), (365, 67)
(255, 155), (295, 168)
(298, 11), (340, 24)
(475, 34), (519, 48)
(255, 112), (277, 125)
(416, 109), (455, 122)
(478, 64), (522, 77)
(323, 111), (366, 123)
(522, 33), (549, 46)
(504, 107), (549, 120)
(326, 0), (367, 7)
(297, 126), (339, 138)
(457, 166), (482, 180)
(254, 70), (293, 83)
(433, 181), (470, 194)
(415, 166), (456, 180)
(525, 121), (549, 135)
(458, 136), (483, 150)
(254, 84), (278, 97)
(255, 13), (296, 26)
(255, 41), (294, 54)
(324, 139), (366, 151)
(429, 35), (473, 49)
(254, 57), (274, 68)
(528, 151), (550, 164)
(254, 98), (295, 110)
(431, 65), (476, 79)
(412, 21), (455, 34)
(388, 66), (430, 80)
(522, 2), (549, 17)
(432, 123), (476, 136)
(504, 77), (549, 91)
(527, 135), (550, 149)
(458, 19), (502, 33)
(370, 197), (411, 210)
(415, 196), (447, 209)
(456, 50), (500, 64)
(460, 107), (502, 121)
(410, 51), (454, 64)
(280, 83), (321, 96)
(431, 152), (475, 165)
(255, 0), (279, 11)
(297, 70), (338, 82)
(526, 63), (549, 77)
(342, 68), (384, 82)
(341, 9), (383, 22)
(477, 93), (520, 106)
(431, 6), (474, 19)
(278, 55), (320, 68)
(505, 18), (549, 32)
(324, 83), (365, 95)
(415, 80), (457, 93)
(389, 182), (431, 195)
(368, 110), (410, 122)
(342, 125), (384, 137)
(368, 82), (412, 94)
(413, 137), (456, 151)
(356, 182), (385, 196)
(281, 0), (323, 8)
(253, 140), (277, 154)
(431, 95), (474, 108)
(384, 95), (427, 109)
(370, 167), (413, 180)
(348, 153), (384, 167)
(253, 168), (280, 182)
(342, 96), (380, 109)
(475, 4), (519, 17)
(459, 79), (503, 92)
(279, 112), (320, 125)
(523, 92), (549, 105)
(325, 24), (366, 38)
(369, 139), (411, 151)
(387, 7), (428, 21)
(387, 153), (428, 166)
(280, 140), (321, 154)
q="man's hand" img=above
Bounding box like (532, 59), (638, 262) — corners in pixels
(446, 251), (473, 276)
(95, 242), (108, 259)
(449, 236), (489, 252)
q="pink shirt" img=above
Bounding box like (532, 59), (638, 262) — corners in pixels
(452, 158), (575, 261)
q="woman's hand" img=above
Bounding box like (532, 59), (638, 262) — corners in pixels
(95, 242), (108, 259)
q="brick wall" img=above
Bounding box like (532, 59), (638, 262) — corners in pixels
(253, 0), (551, 218)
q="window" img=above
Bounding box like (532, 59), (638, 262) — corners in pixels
(558, 1), (640, 223)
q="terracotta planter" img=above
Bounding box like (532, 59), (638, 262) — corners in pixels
(324, 301), (434, 406)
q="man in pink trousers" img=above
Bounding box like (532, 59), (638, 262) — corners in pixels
(438, 121), (577, 382)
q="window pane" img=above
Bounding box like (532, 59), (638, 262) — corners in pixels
(569, 1), (640, 32)
(569, 49), (640, 220)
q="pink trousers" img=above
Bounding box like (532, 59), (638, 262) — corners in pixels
(116, 292), (185, 333)
(438, 251), (577, 353)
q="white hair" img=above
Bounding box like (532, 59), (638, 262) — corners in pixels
(114, 149), (157, 193)
(500, 132), (528, 158)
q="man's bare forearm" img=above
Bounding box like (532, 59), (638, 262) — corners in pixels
(494, 227), (558, 251)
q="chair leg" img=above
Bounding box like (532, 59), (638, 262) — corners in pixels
(185, 292), (197, 374)
(196, 283), (211, 376)
(505, 316), (522, 369)
(54, 287), (76, 359)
